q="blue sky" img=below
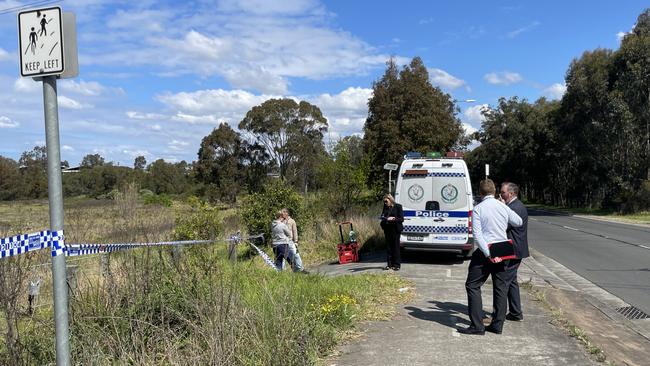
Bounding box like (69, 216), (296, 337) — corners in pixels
(0, 0), (647, 166)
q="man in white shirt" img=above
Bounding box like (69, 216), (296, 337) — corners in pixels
(459, 179), (522, 335)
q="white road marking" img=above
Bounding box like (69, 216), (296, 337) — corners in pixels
(639, 245), (650, 250)
(563, 226), (579, 231)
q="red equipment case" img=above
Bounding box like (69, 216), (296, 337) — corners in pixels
(337, 221), (359, 264)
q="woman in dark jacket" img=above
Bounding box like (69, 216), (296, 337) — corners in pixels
(380, 193), (404, 270)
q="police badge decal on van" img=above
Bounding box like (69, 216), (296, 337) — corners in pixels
(408, 184), (424, 202)
(441, 183), (458, 204)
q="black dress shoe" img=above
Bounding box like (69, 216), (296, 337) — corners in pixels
(506, 313), (523, 321)
(392, 266), (400, 271)
(383, 266), (392, 270)
(457, 327), (485, 335)
(485, 325), (502, 334)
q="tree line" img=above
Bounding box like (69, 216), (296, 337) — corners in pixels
(466, 9), (650, 212)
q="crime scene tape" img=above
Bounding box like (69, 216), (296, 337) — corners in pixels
(1, 230), (279, 271)
(0, 230), (65, 258)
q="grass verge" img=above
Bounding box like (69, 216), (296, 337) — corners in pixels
(520, 281), (612, 364)
(526, 204), (650, 225)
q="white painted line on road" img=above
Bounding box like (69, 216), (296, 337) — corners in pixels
(563, 226), (579, 231)
(639, 245), (650, 250)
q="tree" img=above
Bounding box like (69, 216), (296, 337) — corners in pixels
(363, 57), (466, 192)
(18, 146), (48, 198)
(0, 156), (20, 200)
(134, 156), (146, 170)
(196, 123), (244, 203)
(81, 153), (105, 168)
(145, 159), (190, 195)
(239, 98), (328, 192)
(317, 136), (367, 218)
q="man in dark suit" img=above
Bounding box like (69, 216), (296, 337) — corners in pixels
(499, 182), (529, 321)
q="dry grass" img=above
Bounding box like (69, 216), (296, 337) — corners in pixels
(0, 194), (411, 365)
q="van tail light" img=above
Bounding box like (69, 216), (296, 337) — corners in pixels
(468, 211), (473, 234)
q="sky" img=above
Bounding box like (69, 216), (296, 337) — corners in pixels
(0, 0), (648, 167)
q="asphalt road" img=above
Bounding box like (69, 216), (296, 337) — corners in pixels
(527, 209), (650, 315)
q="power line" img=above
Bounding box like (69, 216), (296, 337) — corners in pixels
(0, 0), (63, 16)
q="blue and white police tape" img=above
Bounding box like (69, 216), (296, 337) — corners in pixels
(65, 240), (215, 256)
(248, 242), (279, 271)
(0, 230), (65, 259)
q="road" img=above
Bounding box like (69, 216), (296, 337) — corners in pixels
(527, 209), (650, 315)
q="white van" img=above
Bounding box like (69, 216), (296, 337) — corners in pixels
(394, 152), (475, 256)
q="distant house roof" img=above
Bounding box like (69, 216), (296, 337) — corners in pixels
(62, 166), (80, 173)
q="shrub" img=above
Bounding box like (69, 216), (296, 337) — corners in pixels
(143, 193), (173, 207)
(174, 201), (222, 240)
(239, 179), (310, 244)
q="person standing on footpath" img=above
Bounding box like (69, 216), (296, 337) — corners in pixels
(380, 194), (404, 271)
(500, 182), (529, 321)
(459, 179), (522, 335)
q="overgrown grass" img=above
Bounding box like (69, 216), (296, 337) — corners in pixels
(0, 194), (409, 365)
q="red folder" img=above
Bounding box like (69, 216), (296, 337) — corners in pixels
(488, 240), (517, 260)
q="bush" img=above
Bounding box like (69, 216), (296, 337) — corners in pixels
(239, 180), (310, 244)
(143, 193), (173, 207)
(174, 200), (222, 240)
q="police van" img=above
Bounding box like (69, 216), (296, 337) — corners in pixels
(394, 151), (475, 257)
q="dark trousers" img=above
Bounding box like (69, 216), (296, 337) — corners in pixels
(505, 259), (523, 318)
(384, 228), (401, 268)
(465, 251), (509, 331)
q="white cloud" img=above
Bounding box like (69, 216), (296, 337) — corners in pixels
(62, 145), (75, 151)
(168, 139), (190, 151)
(484, 71), (523, 85)
(14, 78), (40, 93)
(542, 83), (566, 100)
(58, 96), (93, 110)
(429, 68), (466, 89)
(157, 89), (275, 117)
(463, 104), (489, 125)
(79, 3), (393, 93)
(506, 21), (540, 38)
(0, 47), (10, 62)
(462, 122), (478, 136)
(171, 113), (221, 124)
(126, 111), (166, 120)
(313, 87), (372, 112)
(59, 80), (105, 96)
(0, 116), (19, 128)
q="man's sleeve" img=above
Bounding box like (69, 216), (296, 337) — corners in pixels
(473, 208), (490, 257)
(507, 206), (523, 227)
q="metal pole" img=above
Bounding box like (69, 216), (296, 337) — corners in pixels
(43, 75), (71, 366)
(388, 170), (392, 194)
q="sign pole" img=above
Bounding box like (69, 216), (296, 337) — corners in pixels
(43, 75), (71, 366)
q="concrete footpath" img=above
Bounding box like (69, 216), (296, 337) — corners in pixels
(314, 251), (615, 366)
